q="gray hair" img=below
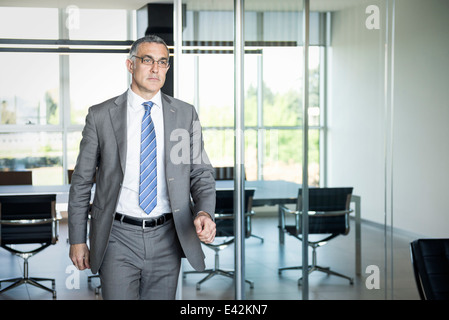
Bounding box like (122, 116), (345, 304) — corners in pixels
(128, 35), (170, 60)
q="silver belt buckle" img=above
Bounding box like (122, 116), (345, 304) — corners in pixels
(142, 219), (147, 230)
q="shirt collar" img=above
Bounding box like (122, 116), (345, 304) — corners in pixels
(127, 87), (162, 112)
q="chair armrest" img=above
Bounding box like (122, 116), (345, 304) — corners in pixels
(308, 209), (353, 217)
(281, 208), (353, 217)
(0, 215), (62, 226)
(214, 211), (255, 220)
(279, 204), (299, 215)
(214, 213), (233, 220)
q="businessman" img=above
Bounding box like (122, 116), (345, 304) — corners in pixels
(68, 35), (216, 300)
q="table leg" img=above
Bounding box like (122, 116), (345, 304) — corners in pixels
(278, 205), (284, 244)
(352, 195), (362, 276)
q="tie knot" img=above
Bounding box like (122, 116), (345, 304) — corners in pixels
(142, 101), (154, 112)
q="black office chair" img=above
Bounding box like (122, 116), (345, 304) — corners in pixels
(213, 166), (263, 243)
(278, 187), (354, 285)
(184, 189), (256, 290)
(0, 194), (60, 298)
(410, 238), (449, 300)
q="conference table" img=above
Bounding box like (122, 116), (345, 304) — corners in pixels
(0, 180), (362, 275)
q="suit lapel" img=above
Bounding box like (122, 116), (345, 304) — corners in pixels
(109, 92), (128, 174)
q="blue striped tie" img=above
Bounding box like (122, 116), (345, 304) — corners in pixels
(139, 101), (157, 214)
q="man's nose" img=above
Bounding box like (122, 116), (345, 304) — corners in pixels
(150, 62), (159, 72)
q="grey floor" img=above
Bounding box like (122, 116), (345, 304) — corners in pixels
(0, 211), (420, 300)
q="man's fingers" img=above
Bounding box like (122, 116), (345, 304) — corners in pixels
(78, 255), (91, 270)
(200, 220), (216, 243)
(70, 243), (91, 270)
(194, 218), (203, 233)
(194, 215), (216, 244)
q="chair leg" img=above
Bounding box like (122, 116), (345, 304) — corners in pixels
(250, 234), (264, 243)
(27, 278), (57, 298)
(88, 274), (101, 295)
(195, 270), (254, 290)
(195, 269), (233, 290)
(0, 278), (24, 293)
(0, 257), (56, 298)
(278, 244), (353, 286)
(312, 266), (354, 284)
(278, 266), (302, 274)
(184, 248), (254, 290)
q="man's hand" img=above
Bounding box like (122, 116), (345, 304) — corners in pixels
(69, 243), (91, 270)
(194, 211), (216, 244)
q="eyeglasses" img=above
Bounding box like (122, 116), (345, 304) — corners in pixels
(133, 55), (170, 68)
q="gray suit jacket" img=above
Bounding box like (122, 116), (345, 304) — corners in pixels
(68, 91), (216, 274)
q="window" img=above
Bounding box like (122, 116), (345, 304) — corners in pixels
(0, 52), (60, 126)
(178, 6), (326, 185)
(69, 53), (128, 125)
(0, 7), (131, 185)
(179, 45), (323, 184)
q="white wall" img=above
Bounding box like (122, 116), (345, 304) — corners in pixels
(327, 0), (449, 237)
(327, 1), (387, 226)
(392, 0), (449, 237)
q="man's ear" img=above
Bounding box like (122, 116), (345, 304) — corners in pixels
(126, 58), (134, 74)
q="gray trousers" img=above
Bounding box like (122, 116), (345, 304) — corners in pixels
(99, 217), (182, 300)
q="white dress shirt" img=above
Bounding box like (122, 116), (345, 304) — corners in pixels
(116, 88), (171, 218)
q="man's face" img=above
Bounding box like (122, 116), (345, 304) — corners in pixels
(127, 42), (170, 100)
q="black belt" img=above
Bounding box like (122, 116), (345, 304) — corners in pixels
(115, 212), (173, 229)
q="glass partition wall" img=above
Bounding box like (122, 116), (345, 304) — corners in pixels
(177, 0), (396, 300)
(323, 0), (395, 299)
(0, 0), (409, 300)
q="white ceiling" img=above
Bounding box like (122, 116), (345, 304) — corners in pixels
(0, 0), (365, 12)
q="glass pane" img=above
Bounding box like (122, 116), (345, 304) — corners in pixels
(308, 46), (321, 127)
(262, 129), (301, 183)
(0, 53), (59, 125)
(0, 7), (58, 39)
(68, 8), (128, 40)
(203, 128), (234, 168)
(262, 47), (302, 127)
(0, 132), (63, 185)
(245, 129), (258, 180)
(244, 54), (258, 128)
(196, 54), (234, 127)
(326, 0), (391, 299)
(177, 54), (195, 106)
(67, 131), (83, 170)
(69, 53), (128, 125)
(183, 10), (234, 43)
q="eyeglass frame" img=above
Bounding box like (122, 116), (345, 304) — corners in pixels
(132, 55), (170, 68)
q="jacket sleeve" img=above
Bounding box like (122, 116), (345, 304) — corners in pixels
(68, 107), (100, 245)
(189, 107), (216, 220)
